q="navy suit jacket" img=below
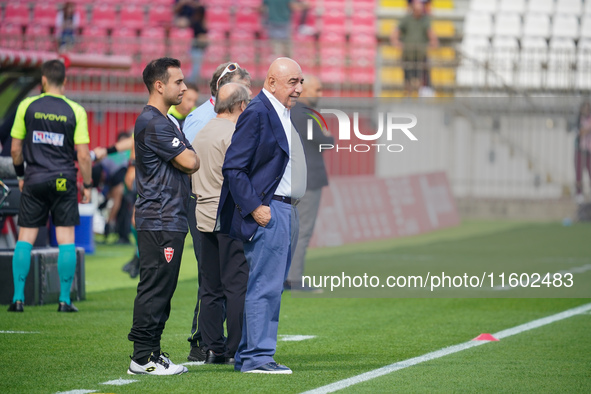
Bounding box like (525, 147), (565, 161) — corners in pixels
(218, 90), (291, 242)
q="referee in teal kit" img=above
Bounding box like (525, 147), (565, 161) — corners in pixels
(7, 59), (93, 313)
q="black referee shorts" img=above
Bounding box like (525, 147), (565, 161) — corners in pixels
(18, 177), (79, 227)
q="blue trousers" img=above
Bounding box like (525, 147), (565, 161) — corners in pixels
(235, 200), (299, 372)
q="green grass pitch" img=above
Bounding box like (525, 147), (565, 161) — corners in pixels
(1, 220), (590, 393)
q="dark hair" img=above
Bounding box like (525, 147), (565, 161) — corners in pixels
(42, 60), (66, 86)
(209, 62), (251, 96)
(214, 84), (250, 114)
(185, 82), (199, 93)
(142, 57), (181, 93)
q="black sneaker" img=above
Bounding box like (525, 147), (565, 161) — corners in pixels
(187, 345), (207, 362)
(7, 301), (24, 312)
(244, 362), (292, 374)
(205, 350), (226, 364)
(122, 255), (140, 279)
(58, 302), (78, 312)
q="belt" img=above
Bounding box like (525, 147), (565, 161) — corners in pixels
(272, 195), (299, 206)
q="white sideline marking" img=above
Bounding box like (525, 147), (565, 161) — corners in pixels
(279, 335), (317, 342)
(0, 330), (40, 334)
(181, 361), (205, 366)
(55, 390), (95, 394)
(493, 264), (591, 291)
(101, 378), (137, 386)
(301, 302), (591, 394)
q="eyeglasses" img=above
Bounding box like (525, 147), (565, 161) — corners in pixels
(216, 63), (240, 90)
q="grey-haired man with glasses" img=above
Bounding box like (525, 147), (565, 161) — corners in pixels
(185, 62), (252, 362)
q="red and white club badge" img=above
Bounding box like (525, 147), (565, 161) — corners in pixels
(164, 247), (174, 263)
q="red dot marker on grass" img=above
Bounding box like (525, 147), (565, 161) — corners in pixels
(473, 333), (499, 341)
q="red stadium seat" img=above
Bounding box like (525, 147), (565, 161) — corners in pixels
(349, 67), (375, 84)
(206, 6), (232, 32)
(33, 3), (58, 27)
(320, 65), (346, 84)
(320, 30), (346, 43)
(80, 26), (109, 54)
(111, 27), (139, 55)
(24, 25), (54, 51)
(349, 46), (376, 67)
(207, 28), (228, 41)
(147, 6), (173, 27)
(350, 32), (377, 46)
(91, 4), (117, 29)
(170, 27), (193, 56)
(235, 7), (261, 31)
(204, 45), (228, 65)
(140, 27), (166, 56)
(293, 43), (317, 69)
(0, 23), (23, 49)
(319, 45), (346, 82)
(119, 4), (146, 30)
(240, 0), (263, 7)
(3, 3), (30, 25)
(229, 29), (257, 41)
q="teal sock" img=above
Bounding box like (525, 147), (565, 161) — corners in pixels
(12, 241), (33, 303)
(58, 244), (77, 304)
(131, 225), (138, 246)
(130, 226), (139, 257)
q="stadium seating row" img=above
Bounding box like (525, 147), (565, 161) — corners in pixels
(458, 0), (591, 91)
(464, 13), (591, 40)
(469, 0), (591, 16)
(0, 2), (173, 29)
(458, 36), (591, 89)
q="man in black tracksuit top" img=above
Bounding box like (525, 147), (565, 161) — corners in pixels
(127, 58), (200, 376)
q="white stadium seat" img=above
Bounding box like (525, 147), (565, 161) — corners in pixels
(555, 0), (582, 15)
(498, 0), (526, 14)
(523, 14), (551, 38)
(494, 14), (522, 38)
(577, 39), (591, 89)
(464, 13), (494, 37)
(517, 38), (548, 89)
(490, 37), (519, 86)
(527, 0), (554, 15)
(547, 38), (577, 89)
(552, 14), (580, 39)
(457, 37), (491, 87)
(581, 15), (591, 40)
(469, 0), (498, 14)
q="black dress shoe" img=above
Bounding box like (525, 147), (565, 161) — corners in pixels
(187, 345), (207, 362)
(57, 302), (78, 312)
(205, 350), (226, 364)
(7, 301), (24, 312)
(225, 357), (236, 365)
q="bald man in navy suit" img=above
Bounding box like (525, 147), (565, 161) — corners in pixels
(218, 58), (307, 374)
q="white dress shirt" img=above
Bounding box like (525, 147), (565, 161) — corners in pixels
(262, 88), (306, 199)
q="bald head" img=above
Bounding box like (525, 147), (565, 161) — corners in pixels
(299, 75), (322, 107)
(264, 57), (304, 109)
(214, 82), (250, 115)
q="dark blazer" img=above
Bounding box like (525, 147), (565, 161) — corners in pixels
(291, 101), (334, 190)
(218, 90), (290, 242)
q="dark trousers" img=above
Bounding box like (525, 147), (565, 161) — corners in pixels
(187, 195), (204, 347)
(197, 230), (248, 358)
(128, 230), (186, 364)
(575, 149), (591, 195)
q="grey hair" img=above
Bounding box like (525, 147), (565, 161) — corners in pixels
(214, 84), (250, 114)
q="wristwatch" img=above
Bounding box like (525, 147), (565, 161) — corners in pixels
(83, 182), (93, 189)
